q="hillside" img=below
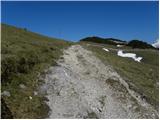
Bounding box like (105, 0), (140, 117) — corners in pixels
(80, 42), (159, 112)
(1, 24), (159, 119)
(1, 24), (72, 118)
(127, 40), (156, 49)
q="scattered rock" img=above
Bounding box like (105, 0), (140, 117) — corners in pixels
(29, 96), (32, 100)
(2, 91), (11, 97)
(127, 104), (132, 109)
(133, 106), (138, 110)
(19, 84), (26, 89)
(34, 91), (38, 96)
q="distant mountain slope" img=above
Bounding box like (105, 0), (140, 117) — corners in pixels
(80, 36), (127, 45)
(1, 23), (72, 118)
(80, 36), (156, 49)
(127, 40), (156, 49)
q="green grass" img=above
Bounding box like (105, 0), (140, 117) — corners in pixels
(1, 24), (73, 118)
(81, 42), (159, 111)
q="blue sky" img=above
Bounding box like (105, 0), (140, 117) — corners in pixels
(1, 1), (159, 43)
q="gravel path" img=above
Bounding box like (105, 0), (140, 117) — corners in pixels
(42, 45), (158, 119)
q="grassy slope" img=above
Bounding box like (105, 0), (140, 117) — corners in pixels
(80, 42), (159, 111)
(1, 24), (72, 118)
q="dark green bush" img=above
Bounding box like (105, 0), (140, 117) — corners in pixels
(1, 47), (11, 54)
(18, 52), (40, 73)
(80, 36), (126, 45)
(1, 51), (42, 83)
(1, 56), (18, 83)
(1, 98), (13, 119)
(127, 40), (155, 49)
(18, 57), (30, 73)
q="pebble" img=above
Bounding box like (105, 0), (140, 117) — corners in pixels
(34, 91), (38, 96)
(127, 104), (132, 109)
(29, 96), (32, 100)
(133, 106), (137, 110)
(19, 84), (26, 89)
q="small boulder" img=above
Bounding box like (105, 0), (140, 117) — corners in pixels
(127, 104), (132, 109)
(2, 91), (11, 97)
(19, 84), (26, 89)
(29, 96), (32, 100)
(34, 91), (38, 96)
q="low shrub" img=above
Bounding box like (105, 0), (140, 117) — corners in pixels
(1, 98), (13, 119)
(127, 40), (155, 49)
(1, 56), (18, 83)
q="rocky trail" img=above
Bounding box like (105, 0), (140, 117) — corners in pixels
(41, 45), (158, 119)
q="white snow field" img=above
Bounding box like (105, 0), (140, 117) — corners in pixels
(116, 45), (123, 47)
(117, 50), (142, 62)
(103, 48), (109, 52)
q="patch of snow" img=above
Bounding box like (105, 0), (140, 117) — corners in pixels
(103, 48), (109, 52)
(110, 40), (126, 44)
(117, 45), (123, 47)
(117, 50), (142, 62)
(152, 39), (159, 48)
(134, 57), (143, 62)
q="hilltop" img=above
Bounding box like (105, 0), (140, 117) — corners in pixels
(80, 36), (157, 49)
(80, 36), (127, 45)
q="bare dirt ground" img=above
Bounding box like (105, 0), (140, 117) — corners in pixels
(41, 45), (158, 119)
